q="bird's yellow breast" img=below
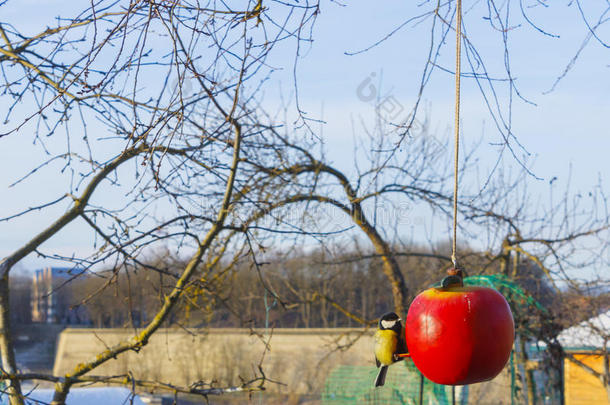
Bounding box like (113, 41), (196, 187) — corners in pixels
(375, 329), (398, 366)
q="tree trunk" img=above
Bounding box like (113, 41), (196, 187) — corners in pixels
(602, 346), (610, 403)
(352, 205), (408, 316)
(519, 337), (537, 405)
(545, 340), (564, 405)
(0, 275), (24, 405)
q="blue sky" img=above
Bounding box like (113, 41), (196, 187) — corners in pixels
(278, 1), (610, 182)
(1, 1), (608, 276)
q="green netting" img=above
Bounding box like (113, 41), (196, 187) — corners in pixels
(463, 274), (547, 313)
(321, 361), (468, 405)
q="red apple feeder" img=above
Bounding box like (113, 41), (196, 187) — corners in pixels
(400, 0), (514, 386)
(405, 269), (514, 385)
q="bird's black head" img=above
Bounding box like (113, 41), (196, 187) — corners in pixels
(378, 312), (402, 332)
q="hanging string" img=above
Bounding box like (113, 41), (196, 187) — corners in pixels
(263, 289), (277, 332)
(451, 0), (462, 269)
(260, 290), (276, 405)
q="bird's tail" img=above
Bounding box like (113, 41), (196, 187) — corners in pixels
(374, 365), (389, 387)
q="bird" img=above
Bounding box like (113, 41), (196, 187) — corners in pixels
(374, 311), (408, 387)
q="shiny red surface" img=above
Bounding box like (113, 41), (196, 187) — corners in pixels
(405, 286), (514, 385)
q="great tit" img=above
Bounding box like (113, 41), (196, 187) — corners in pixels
(374, 311), (408, 387)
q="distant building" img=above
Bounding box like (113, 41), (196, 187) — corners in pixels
(556, 310), (610, 405)
(31, 267), (88, 324)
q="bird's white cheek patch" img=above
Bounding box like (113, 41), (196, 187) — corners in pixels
(381, 320), (396, 329)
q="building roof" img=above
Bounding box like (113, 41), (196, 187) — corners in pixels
(556, 309), (610, 350)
